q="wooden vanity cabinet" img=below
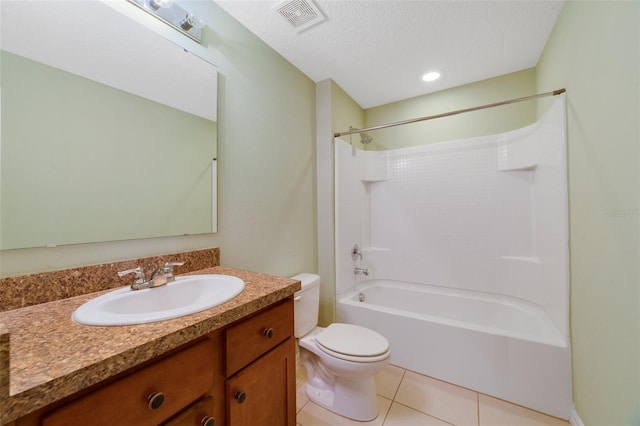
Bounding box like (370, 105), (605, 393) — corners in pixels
(226, 338), (295, 426)
(163, 396), (216, 426)
(224, 299), (296, 426)
(40, 339), (218, 426)
(11, 297), (296, 426)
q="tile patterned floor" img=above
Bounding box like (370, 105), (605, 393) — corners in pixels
(296, 363), (570, 426)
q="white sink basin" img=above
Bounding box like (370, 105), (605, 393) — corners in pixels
(72, 274), (245, 326)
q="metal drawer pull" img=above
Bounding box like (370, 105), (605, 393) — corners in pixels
(147, 392), (165, 410)
(263, 328), (274, 338)
(201, 416), (216, 426)
(234, 390), (246, 404)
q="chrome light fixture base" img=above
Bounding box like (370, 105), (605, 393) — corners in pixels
(127, 0), (203, 43)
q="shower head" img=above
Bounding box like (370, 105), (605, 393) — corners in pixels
(359, 132), (373, 145)
(349, 126), (373, 145)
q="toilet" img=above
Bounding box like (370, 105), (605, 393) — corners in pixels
(292, 273), (390, 421)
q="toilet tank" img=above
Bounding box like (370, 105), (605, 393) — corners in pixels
(291, 273), (320, 338)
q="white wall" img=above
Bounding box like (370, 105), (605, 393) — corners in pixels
(334, 139), (369, 296)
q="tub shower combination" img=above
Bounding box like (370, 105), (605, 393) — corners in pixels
(334, 96), (572, 419)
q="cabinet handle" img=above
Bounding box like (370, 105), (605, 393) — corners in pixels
(147, 392), (165, 410)
(263, 328), (274, 338)
(201, 416), (216, 426)
(234, 390), (247, 404)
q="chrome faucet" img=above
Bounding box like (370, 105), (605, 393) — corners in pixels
(354, 267), (369, 276)
(148, 268), (169, 288)
(117, 266), (147, 290)
(118, 261), (185, 290)
(162, 261), (185, 283)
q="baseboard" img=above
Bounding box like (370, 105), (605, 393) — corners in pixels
(570, 407), (585, 426)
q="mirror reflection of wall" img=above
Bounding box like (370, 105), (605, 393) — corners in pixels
(0, 0), (218, 250)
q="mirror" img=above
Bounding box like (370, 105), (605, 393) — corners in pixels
(0, 0), (218, 250)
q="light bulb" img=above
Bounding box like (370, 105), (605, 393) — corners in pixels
(179, 13), (204, 31)
(146, 0), (173, 11)
(422, 71), (441, 82)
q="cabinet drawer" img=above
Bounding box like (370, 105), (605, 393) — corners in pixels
(43, 339), (214, 426)
(163, 395), (216, 426)
(225, 299), (293, 376)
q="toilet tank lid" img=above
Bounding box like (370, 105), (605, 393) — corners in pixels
(290, 273), (320, 290)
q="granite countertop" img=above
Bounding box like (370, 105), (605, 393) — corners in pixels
(0, 266), (301, 424)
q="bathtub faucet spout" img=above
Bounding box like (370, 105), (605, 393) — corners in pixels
(354, 267), (369, 276)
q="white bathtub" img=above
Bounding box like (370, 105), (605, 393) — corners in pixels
(337, 280), (572, 419)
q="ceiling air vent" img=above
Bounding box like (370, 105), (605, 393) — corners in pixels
(273, 0), (326, 33)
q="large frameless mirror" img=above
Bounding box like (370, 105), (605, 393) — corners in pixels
(0, 0), (218, 250)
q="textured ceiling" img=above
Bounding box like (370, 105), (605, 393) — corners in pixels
(214, 0), (564, 109)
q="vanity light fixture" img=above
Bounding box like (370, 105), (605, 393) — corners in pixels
(127, 0), (204, 43)
(422, 71), (441, 82)
(146, 0), (172, 11)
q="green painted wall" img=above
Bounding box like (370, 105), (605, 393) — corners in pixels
(315, 79), (365, 326)
(324, 9), (640, 422)
(331, 80), (366, 148)
(0, 2), (317, 279)
(364, 68), (537, 150)
(5, 5), (639, 424)
(537, 2), (640, 424)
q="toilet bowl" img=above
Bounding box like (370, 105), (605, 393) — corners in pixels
(292, 273), (390, 421)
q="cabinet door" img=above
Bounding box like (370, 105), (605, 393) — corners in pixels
(226, 338), (295, 426)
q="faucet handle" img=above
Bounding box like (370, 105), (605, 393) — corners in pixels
(163, 261), (185, 282)
(117, 267), (146, 283)
(354, 267), (369, 276)
(163, 261), (185, 272)
(351, 244), (362, 261)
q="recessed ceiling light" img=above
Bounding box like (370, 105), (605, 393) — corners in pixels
(422, 71), (441, 82)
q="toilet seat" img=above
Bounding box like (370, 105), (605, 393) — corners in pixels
(315, 323), (390, 363)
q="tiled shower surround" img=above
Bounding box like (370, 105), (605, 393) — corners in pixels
(334, 97), (571, 418)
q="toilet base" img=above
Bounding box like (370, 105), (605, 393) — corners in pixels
(304, 375), (379, 421)
(297, 327), (389, 421)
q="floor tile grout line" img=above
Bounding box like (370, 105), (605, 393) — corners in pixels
(390, 400), (457, 426)
(390, 367), (407, 402)
(297, 364), (570, 426)
(381, 366), (406, 425)
(295, 378), (310, 418)
(297, 386), (457, 426)
(378, 395), (393, 425)
(397, 368), (454, 425)
(297, 398), (309, 415)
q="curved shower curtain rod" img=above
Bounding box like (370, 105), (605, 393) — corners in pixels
(333, 88), (566, 138)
